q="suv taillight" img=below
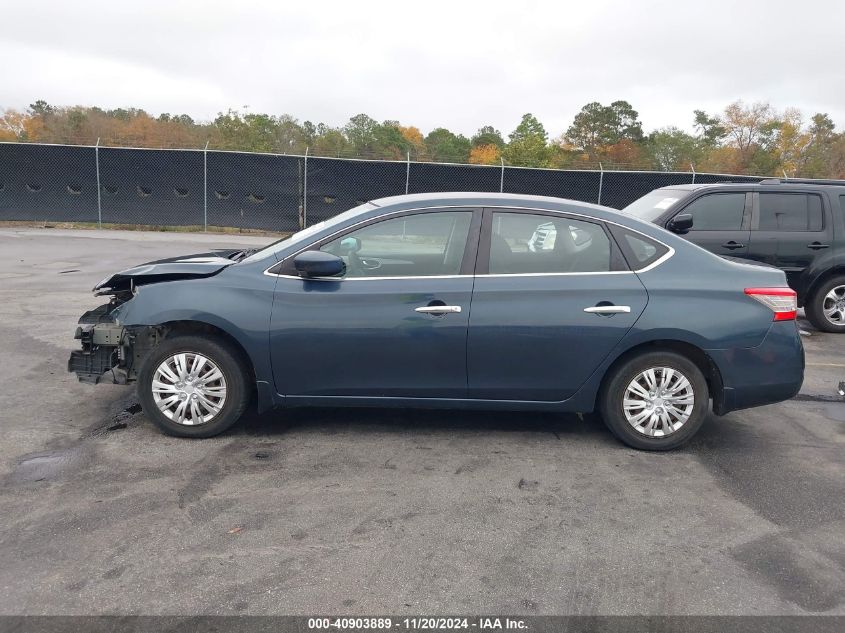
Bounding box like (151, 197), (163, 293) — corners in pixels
(744, 287), (797, 321)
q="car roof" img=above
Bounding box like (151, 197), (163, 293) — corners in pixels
(656, 181), (845, 193)
(370, 191), (605, 208)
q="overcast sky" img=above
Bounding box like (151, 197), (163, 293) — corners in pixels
(2, 0), (844, 139)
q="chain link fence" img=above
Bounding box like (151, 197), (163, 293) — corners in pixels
(0, 141), (832, 233)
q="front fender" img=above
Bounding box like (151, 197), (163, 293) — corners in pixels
(117, 271), (276, 386)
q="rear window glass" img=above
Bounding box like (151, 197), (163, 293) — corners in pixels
(758, 193), (823, 231)
(609, 225), (669, 270)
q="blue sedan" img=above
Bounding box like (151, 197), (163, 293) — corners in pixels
(69, 193), (804, 450)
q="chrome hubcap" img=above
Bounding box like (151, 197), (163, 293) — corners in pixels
(823, 285), (845, 325)
(151, 353), (227, 426)
(623, 367), (694, 437)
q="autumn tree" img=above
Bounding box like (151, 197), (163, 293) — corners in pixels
(469, 144), (501, 165)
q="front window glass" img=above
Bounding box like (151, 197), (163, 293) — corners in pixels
(240, 202), (378, 264)
(681, 193), (746, 231)
(320, 211), (472, 278)
(489, 212), (611, 274)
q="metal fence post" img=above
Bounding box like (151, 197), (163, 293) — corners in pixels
(405, 151), (410, 195)
(94, 138), (102, 228)
(690, 162), (696, 184)
(303, 147), (309, 228)
(203, 141), (209, 232)
(499, 157), (505, 193)
(597, 162), (604, 205)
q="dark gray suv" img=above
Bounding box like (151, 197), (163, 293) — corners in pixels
(623, 180), (845, 332)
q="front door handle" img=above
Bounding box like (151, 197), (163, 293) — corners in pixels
(415, 305), (462, 314)
(584, 305), (631, 314)
(721, 241), (745, 250)
(807, 242), (830, 250)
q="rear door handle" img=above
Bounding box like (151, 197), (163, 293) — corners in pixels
(584, 305), (631, 314)
(415, 305), (462, 314)
(721, 241), (745, 250)
(807, 242), (830, 250)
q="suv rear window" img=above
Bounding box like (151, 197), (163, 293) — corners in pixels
(758, 193), (823, 231)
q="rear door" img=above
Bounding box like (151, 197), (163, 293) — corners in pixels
(747, 191), (831, 287)
(466, 209), (649, 402)
(668, 191), (751, 256)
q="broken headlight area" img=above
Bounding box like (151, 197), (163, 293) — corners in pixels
(67, 302), (162, 385)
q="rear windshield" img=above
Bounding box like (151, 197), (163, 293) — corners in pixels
(622, 190), (684, 222)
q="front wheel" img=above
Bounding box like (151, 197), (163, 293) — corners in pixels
(137, 335), (251, 438)
(599, 351), (709, 451)
(806, 275), (845, 333)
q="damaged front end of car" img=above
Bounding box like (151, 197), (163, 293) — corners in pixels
(67, 301), (164, 385)
(68, 251), (238, 385)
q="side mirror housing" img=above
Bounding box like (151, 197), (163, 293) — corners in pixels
(293, 251), (345, 278)
(668, 213), (693, 234)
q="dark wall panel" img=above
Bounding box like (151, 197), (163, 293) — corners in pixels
(0, 143), (98, 222)
(504, 168), (601, 203)
(409, 162), (500, 194)
(306, 158), (405, 225)
(1, 143), (834, 231)
(98, 148), (203, 226)
(206, 152), (301, 231)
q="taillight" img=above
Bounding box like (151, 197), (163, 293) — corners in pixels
(744, 287), (797, 321)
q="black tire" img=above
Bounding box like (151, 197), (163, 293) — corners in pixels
(599, 351), (709, 451)
(805, 275), (845, 333)
(137, 335), (251, 438)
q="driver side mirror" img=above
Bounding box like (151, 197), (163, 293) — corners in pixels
(293, 251), (345, 278)
(667, 213), (693, 234)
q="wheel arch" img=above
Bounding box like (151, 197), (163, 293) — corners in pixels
(595, 339), (725, 414)
(139, 319), (277, 413)
(802, 266), (845, 308)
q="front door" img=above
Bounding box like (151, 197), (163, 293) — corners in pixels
(467, 210), (649, 401)
(270, 209), (479, 398)
(669, 191), (751, 257)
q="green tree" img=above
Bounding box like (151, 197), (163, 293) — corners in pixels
(647, 127), (701, 171)
(503, 113), (549, 166)
(693, 109), (726, 145)
(344, 113), (379, 154)
(564, 101), (643, 158)
(471, 125), (504, 148)
(424, 128), (471, 163)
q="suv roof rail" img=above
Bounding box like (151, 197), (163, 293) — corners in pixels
(758, 178), (782, 184)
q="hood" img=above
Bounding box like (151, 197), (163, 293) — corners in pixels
(93, 249), (244, 295)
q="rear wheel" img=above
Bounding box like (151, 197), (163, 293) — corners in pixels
(599, 351), (709, 451)
(806, 275), (845, 333)
(138, 335), (250, 438)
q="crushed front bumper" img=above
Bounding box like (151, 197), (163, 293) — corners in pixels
(67, 305), (127, 384)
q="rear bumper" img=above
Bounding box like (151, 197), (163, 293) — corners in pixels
(707, 321), (805, 414)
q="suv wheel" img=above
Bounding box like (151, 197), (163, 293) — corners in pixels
(138, 335), (251, 438)
(599, 351), (709, 451)
(806, 275), (845, 333)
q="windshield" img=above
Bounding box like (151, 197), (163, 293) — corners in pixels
(239, 202), (379, 264)
(621, 190), (684, 222)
